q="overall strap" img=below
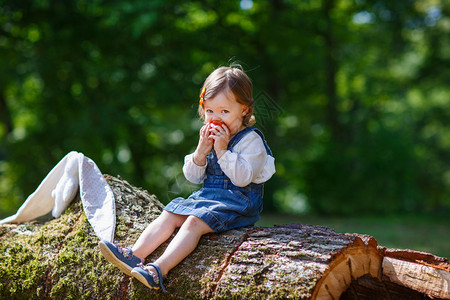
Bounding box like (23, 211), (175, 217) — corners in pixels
(228, 127), (273, 156)
(251, 128), (273, 157)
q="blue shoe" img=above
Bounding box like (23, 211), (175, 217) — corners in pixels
(131, 263), (167, 292)
(98, 240), (143, 276)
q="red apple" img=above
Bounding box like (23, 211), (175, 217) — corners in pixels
(208, 120), (228, 130)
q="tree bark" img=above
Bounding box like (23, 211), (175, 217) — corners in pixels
(0, 175), (448, 299)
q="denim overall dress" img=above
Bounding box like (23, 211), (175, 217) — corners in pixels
(164, 127), (273, 233)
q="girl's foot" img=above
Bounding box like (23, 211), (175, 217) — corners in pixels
(131, 263), (167, 292)
(98, 240), (144, 276)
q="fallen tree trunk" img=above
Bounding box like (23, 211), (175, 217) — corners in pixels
(0, 175), (448, 299)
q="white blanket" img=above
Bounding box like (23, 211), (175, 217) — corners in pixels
(0, 151), (115, 242)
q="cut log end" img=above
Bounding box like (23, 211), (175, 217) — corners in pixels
(311, 235), (383, 299)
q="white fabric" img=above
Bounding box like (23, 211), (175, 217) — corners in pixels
(0, 151), (115, 242)
(183, 130), (276, 187)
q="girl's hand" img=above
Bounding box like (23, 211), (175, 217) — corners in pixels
(193, 125), (213, 166)
(209, 123), (230, 159)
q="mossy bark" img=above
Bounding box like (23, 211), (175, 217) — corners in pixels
(1, 175), (448, 299)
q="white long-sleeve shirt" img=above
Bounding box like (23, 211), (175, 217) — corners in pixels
(183, 130), (276, 187)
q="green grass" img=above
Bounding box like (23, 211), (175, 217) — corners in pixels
(256, 213), (450, 259)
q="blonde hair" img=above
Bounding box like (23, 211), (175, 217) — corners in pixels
(198, 65), (256, 126)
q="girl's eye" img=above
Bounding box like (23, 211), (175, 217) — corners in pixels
(206, 109), (213, 113)
(222, 110), (229, 114)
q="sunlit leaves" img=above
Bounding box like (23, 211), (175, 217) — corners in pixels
(0, 0), (449, 218)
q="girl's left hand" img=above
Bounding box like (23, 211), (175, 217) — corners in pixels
(209, 124), (230, 158)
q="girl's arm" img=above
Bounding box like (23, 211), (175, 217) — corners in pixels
(193, 124), (213, 166)
(183, 153), (207, 184)
(183, 124), (213, 184)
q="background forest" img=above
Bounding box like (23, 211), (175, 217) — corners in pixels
(0, 0), (449, 225)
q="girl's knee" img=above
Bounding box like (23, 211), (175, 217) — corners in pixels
(183, 216), (213, 234)
(159, 210), (187, 228)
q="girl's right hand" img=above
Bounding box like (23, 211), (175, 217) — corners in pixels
(193, 124), (213, 166)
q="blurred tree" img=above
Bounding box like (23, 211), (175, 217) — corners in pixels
(0, 0), (449, 218)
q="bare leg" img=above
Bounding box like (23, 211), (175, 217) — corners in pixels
(152, 215), (214, 276)
(132, 211), (188, 259)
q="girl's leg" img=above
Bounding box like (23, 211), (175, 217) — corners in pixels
(132, 210), (188, 259)
(153, 215), (214, 276)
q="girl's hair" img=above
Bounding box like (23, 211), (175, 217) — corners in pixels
(198, 65), (256, 126)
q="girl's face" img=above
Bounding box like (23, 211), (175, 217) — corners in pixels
(203, 90), (249, 136)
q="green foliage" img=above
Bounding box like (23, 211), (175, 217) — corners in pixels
(0, 0), (449, 217)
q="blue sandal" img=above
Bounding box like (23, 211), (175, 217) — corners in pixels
(98, 240), (144, 276)
(131, 263), (167, 292)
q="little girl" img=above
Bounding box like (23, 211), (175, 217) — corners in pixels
(99, 65), (275, 291)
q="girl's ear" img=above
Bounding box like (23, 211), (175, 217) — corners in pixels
(241, 105), (249, 117)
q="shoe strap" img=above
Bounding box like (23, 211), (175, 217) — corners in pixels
(117, 245), (132, 259)
(147, 263), (167, 292)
